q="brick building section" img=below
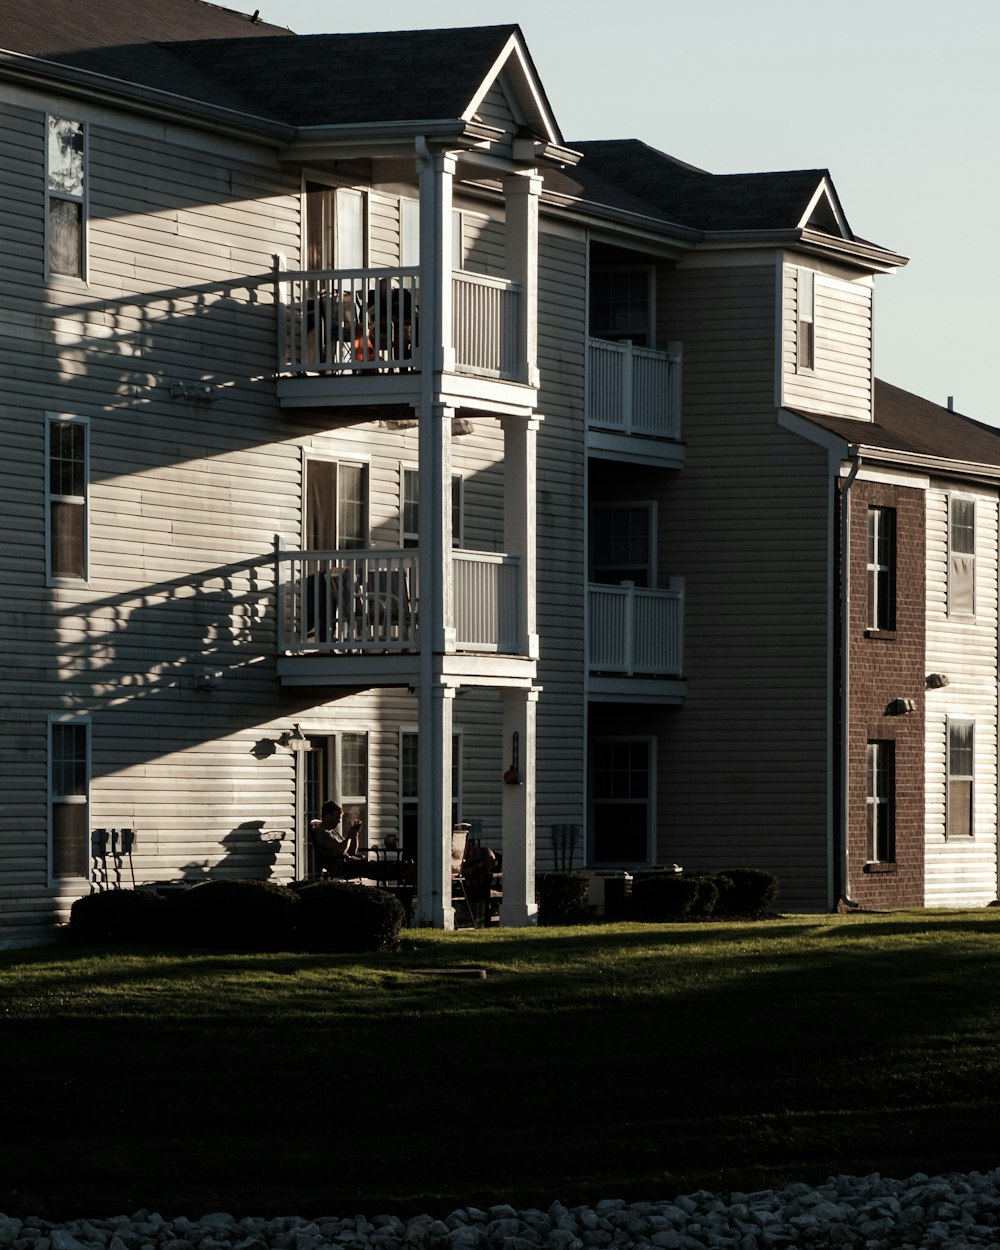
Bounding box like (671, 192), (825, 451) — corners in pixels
(841, 479), (926, 908)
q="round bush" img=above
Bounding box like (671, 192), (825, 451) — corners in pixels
(69, 889), (173, 944)
(630, 873), (700, 921)
(173, 879), (299, 951)
(294, 880), (405, 952)
(716, 868), (780, 918)
(687, 875), (721, 919)
(536, 872), (590, 925)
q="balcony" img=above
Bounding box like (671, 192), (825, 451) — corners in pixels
(274, 266), (530, 412)
(587, 338), (683, 467)
(275, 547), (530, 686)
(588, 579), (686, 703)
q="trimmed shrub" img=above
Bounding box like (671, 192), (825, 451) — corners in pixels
(173, 879), (299, 951)
(716, 868), (780, 919)
(536, 872), (590, 925)
(630, 872), (700, 921)
(687, 875), (721, 920)
(69, 889), (173, 944)
(294, 880), (405, 952)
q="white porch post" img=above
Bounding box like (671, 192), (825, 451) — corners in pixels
(417, 142), (456, 376)
(502, 171), (541, 387)
(416, 682), (455, 928)
(501, 414), (540, 659)
(500, 686), (539, 926)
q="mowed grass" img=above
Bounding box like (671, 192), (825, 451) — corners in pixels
(2, 912), (1000, 1219)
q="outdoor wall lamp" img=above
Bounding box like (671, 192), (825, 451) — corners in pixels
(926, 673), (951, 689)
(249, 724), (311, 759)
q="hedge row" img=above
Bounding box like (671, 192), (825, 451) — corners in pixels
(69, 878), (405, 953)
(537, 867), (779, 925)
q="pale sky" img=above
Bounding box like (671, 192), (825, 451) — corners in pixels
(263, 0), (999, 425)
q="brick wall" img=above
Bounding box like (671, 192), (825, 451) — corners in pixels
(840, 479), (926, 908)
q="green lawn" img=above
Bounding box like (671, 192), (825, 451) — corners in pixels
(2, 912), (1000, 1220)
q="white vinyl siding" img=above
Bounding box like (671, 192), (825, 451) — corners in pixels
(781, 260), (873, 420)
(925, 489), (999, 906)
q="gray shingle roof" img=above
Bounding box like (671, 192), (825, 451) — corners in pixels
(563, 138), (840, 235)
(796, 381), (1000, 470)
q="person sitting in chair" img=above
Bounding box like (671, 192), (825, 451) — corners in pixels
(310, 801), (365, 878)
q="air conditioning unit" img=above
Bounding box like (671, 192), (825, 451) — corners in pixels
(585, 870), (632, 917)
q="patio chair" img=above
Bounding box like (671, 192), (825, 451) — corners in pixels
(451, 824), (478, 927)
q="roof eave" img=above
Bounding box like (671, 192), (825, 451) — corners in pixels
(0, 48), (295, 142)
(697, 226), (906, 272)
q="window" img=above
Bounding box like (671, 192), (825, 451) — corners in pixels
(590, 738), (652, 864)
(796, 268), (815, 372)
(590, 504), (653, 587)
(305, 458), (368, 550)
(866, 507), (896, 630)
(47, 415), (88, 581)
(947, 720), (974, 838)
(49, 719), (89, 880)
(304, 183), (366, 269)
(589, 269), (651, 345)
(305, 732), (369, 846)
(948, 496), (976, 617)
(400, 730), (462, 858)
(401, 199), (420, 267)
(866, 741), (895, 863)
(400, 467), (463, 549)
(47, 116), (86, 279)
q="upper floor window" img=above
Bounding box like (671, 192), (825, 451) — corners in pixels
(400, 467), (463, 549)
(590, 269), (651, 346)
(796, 268), (815, 372)
(304, 183), (366, 270)
(305, 457), (368, 550)
(948, 496), (976, 617)
(47, 116), (86, 279)
(590, 503), (653, 587)
(866, 507), (896, 631)
(49, 718), (89, 881)
(866, 740), (896, 863)
(947, 719), (974, 838)
(46, 414), (88, 582)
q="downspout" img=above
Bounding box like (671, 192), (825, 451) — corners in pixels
(840, 451), (861, 908)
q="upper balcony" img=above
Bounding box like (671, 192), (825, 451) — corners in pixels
(274, 546), (534, 688)
(588, 579), (686, 703)
(587, 338), (684, 468)
(275, 266), (535, 416)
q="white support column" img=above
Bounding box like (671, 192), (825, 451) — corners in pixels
(502, 171), (541, 387)
(501, 415), (540, 659)
(417, 142), (456, 377)
(416, 682), (456, 929)
(499, 685), (540, 927)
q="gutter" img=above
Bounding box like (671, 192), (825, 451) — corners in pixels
(839, 449), (862, 909)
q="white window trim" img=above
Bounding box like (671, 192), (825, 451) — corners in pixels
(45, 411), (89, 587)
(301, 172), (371, 270)
(399, 463), (464, 550)
(796, 267), (815, 374)
(590, 500), (657, 586)
(866, 506), (896, 632)
(589, 734), (656, 867)
(865, 739), (895, 864)
(45, 114), (89, 284)
(946, 717), (975, 840)
(399, 726), (463, 838)
(947, 494), (977, 620)
(48, 714), (91, 886)
(589, 264), (655, 345)
(302, 449), (370, 551)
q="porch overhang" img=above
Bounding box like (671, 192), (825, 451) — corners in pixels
(588, 677), (687, 704)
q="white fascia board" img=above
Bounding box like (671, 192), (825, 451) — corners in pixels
(797, 176), (851, 238)
(777, 407), (852, 456)
(462, 34), (562, 147)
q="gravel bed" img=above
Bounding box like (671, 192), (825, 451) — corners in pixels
(4, 1171), (1000, 1250)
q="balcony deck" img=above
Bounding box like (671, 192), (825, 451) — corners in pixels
(275, 547), (534, 688)
(587, 338), (684, 468)
(588, 579), (686, 703)
(274, 266), (535, 415)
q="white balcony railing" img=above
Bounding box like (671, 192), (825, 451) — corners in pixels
(589, 581), (684, 676)
(452, 272), (522, 380)
(453, 551), (521, 652)
(277, 548), (523, 656)
(276, 267), (420, 373)
(588, 338), (681, 441)
(275, 265), (525, 384)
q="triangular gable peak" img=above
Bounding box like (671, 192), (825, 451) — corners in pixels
(798, 176), (852, 239)
(463, 32), (563, 153)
